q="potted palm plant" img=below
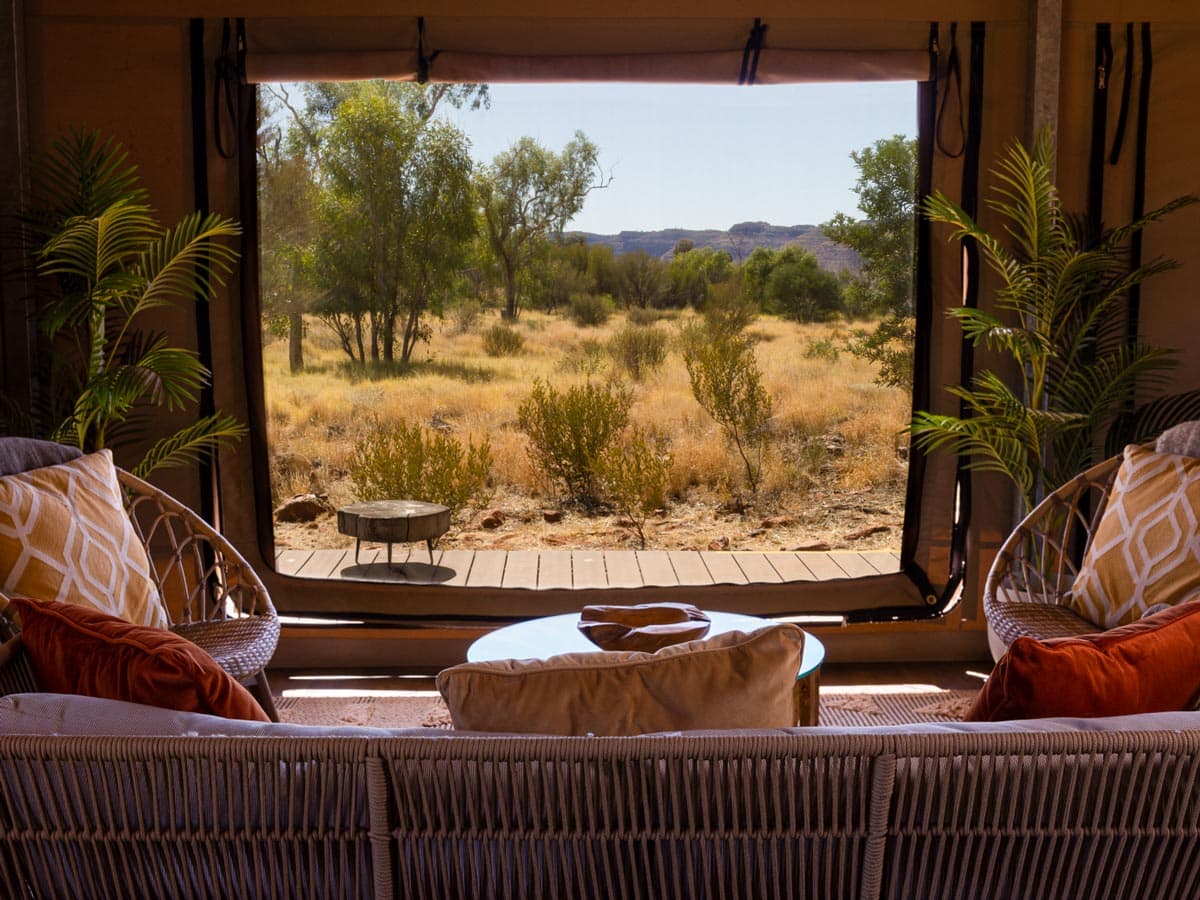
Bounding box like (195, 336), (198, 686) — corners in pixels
(911, 129), (1199, 513)
(19, 130), (245, 477)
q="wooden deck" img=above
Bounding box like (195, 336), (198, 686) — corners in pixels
(275, 546), (901, 589)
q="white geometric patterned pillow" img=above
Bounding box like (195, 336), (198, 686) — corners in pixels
(1068, 445), (1200, 629)
(0, 450), (168, 629)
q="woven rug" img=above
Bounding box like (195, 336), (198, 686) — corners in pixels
(277, 688), (979, 730)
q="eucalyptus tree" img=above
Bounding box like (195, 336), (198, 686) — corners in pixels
(310, 82), (476, 365)
(824, 134), (918, 386)
(258, 90), (317, 373)
(478, 132), (605, 320)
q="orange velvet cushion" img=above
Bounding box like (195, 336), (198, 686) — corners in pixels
(966, 600), (1200, 721)
(8, 596), (270, 722)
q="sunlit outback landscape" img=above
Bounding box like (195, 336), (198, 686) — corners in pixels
(264, 309), (910, 553)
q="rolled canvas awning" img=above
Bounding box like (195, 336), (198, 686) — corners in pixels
(244, 17), (931, 84)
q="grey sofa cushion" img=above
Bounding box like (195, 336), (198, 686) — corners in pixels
(0, 693), (448, 738)
(0, 437), (82, 477)
(1156, 420), (1200, 458)
(6, 692), (1200, 740)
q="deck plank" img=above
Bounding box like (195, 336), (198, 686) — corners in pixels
(537, 551), (573, 590)
(764, 553), (817, 582)
(434, 549), (476, 588)
(830, 553), (880, 579)
(571, 550), (608, 589)
(275, 549), (312, 577)
(636, 550), (678, 587)
(501, 551), (540, 590)
(699, 551), (749, 585)
(667, 551), (713, 586)
(731, 553), (784, 583)
(603, 551), (642, 589)
(465, 550), (506, 588)
(798, 552), (849, 581)
(296, 549), (350, 579)
(859, 551), (901, 575)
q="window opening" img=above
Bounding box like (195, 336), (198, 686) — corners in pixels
(256, 80), (920, 586)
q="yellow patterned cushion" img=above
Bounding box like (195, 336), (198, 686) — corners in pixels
(1068, 445), (1200, 628)
(0, 451), (168, 629)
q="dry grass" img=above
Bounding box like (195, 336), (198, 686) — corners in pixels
(263, 310), (910, 545)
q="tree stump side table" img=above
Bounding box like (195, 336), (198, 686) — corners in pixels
(336, 500), (451, 570)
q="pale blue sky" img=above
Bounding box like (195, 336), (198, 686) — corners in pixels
(439, 82), (917, 234)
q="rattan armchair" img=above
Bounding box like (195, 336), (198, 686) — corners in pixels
(0, 439), (280, 720)
(117, 468), (281, 720)
(982, 455), (1122, 659)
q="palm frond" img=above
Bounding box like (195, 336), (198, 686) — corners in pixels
(132, 413), (248, 479)
(1103, 194), (1200, 246)
(1104, 390), (1200, 456)
(38, 201), (158, 286)
(28, 130), (147, 235)
(135, 211), (242, 314)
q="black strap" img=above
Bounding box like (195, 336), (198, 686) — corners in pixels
(1087, 24), (1113, 238)
(188, 19), (217, 525)
(416, 17), (440, 84)
(898, 22), (940, 604)
(935, 23), (965, 158)
(1109, 23), (1135, 165)
(213, 18), (244, 160)
(1128, 23), (1153, 346)
(738, 18), (768, 86)
(941, 21), (987, 609)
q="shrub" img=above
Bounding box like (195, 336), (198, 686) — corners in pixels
(596, 426), (673, 548)
(349, 420), (493, 524)
(680, 318), (773, 495)
(517, 378), (631, 505)
(450, 299), (484, 335)
(626, 306), (661, 326)
(568, 292), (613, 327)
(558, 338), (608, 376)
(481, 323), (525, 357)
(608, 324), (668, 380)
(804, 338), (840, 362)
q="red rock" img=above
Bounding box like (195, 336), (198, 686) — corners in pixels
(708, 536), (730, 551)
(542, 509), (563, 523)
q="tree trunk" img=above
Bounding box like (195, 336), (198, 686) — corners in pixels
(287, 312), (304, 373)
(354, 314), (366, 364)
(502, 260), (519, 320)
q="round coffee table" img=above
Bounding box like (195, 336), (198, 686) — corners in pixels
(336, 500), (451, 569)
(468, 610), (825, 726)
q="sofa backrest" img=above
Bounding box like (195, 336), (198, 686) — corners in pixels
(2, 694), (1199, 900)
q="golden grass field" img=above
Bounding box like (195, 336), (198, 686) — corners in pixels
(264, 309), (911, 552)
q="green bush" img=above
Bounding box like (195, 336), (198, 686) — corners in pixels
(481, 322), (525, 357)
(608, 324), (668, 380)
(517, 378), (630, 505)
(450, 299), (484, 335)
(568, 292), (613, 327)
(625, 306), (662, 326)
(349, 420), (493, 524)
(596, 426), (673, 548)
(558, 338), (608, 376)
(680, 318), (773, 495)
(804, 338), (840, 362)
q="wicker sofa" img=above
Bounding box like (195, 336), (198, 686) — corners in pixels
(1, 692), (1198, 900)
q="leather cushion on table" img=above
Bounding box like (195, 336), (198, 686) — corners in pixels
(0, 450), (167, 629)
(7, 596), (270, 722)
(437, 623), (804, 736)
(1067, 445), (1200, 628)
(966, 600), (1200, 721)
